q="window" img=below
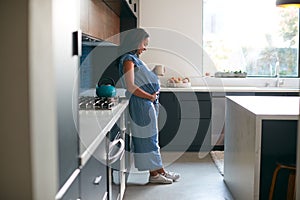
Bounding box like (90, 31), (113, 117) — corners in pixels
(203, 0), (299, 77)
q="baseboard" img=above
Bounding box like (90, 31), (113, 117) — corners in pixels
(212, 145), (224, 151)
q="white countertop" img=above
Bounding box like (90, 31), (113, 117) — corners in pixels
(160, 86), (300, 93)
(226, 96), (300, 119)
(81, 86), (299, 95)
(79, 100), (129, 167)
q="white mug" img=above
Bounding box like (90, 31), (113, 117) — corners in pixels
(154, 65), (165, 76)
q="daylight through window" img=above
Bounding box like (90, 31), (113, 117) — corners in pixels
(203, 0), (299, 77)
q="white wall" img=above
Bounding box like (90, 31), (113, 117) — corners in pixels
(139, 0), (203, 78)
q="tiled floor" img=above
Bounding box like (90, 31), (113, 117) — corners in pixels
(123, 152), (234, 200)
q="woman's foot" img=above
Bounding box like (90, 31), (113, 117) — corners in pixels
(162, 171), (180, 181)
(149, 174), (173, 184)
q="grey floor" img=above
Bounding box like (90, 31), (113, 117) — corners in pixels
(123, 152), (234, 200)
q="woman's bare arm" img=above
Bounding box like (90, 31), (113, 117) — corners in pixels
(123, 60), (157, 102)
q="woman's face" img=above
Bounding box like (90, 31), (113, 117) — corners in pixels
(137, 37), (149, 55)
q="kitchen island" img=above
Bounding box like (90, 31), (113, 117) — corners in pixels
(224, 96), (299, 200)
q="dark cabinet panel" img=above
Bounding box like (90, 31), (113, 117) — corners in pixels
(160, 118), (211, 152)
(226, 92), (255, 96)
(259, 120), (297, 200)
(179, 101), (211, 119)
(176, 92), (211, 101)
(81, 155), (108, 200)
(158, 92), (212, 152)
(56, 169), (80, 200)
(103, 0), (139, 18)
(80, 120), (127, 200)
(255, 92), (299, 96)
(158, 92), (181, 148)
(60, 174), (80, 200)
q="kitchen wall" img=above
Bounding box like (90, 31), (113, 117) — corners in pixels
(139, 0), (203, 78)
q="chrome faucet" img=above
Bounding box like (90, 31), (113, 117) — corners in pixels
(275, 74), (284, 87)
(274, 59), (284, 87)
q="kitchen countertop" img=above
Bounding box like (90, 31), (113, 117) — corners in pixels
(79, 99), (129, 167)
(159, 86), (300, 93)
(81, 86), (299, 95)
(226, 96), (299, 119)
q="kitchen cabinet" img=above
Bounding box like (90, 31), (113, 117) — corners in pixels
(80, 0), (120, 44)
(80, 122), (126, 200)
(79, 98), (129, 200)
(211, 92), (255, 149)
(260, 120), (297, 200)
(80, 139), (108, 200)
(103, 0), (139, 18)
(56, 169), (81, 200)
(80, 0), (89, 34)
(52, 0), (81, 193)
(158, 92), (211, 152)
(120, 0), (138, 34)
(80, 0), (138, 88)
(125, 0), (139, 18)
(80, 0), (139, 45)
(211, 93), (225, 147)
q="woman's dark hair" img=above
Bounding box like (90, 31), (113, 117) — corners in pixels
(119, 28), (149, 55)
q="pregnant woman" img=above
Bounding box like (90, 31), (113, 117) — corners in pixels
(118, 28), (180, 184)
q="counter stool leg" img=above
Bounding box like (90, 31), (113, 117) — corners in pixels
(286, 171), (295, 200)
(269, 165), (281, 200)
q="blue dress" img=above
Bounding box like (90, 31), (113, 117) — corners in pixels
(118, 53), (163, 171)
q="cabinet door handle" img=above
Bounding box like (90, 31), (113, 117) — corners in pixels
(108, 139), (125, 164)
(72, 30), (82, 56)
(93, 175), (102, 185)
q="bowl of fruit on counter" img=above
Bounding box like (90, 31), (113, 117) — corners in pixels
(166, 77), (191, 88)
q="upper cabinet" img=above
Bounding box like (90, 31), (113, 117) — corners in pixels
(80, 0), (120, 44)
(103, 0), (139, 18)
(80, 0), (139, 45)
(124, 0), (139, 18)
